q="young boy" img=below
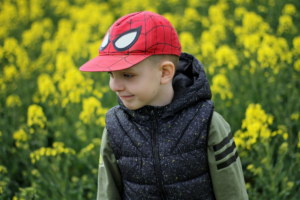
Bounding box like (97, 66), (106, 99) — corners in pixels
(80, 11), (248, 200)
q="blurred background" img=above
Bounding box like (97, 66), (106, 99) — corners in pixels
(0, 0), (299, 199)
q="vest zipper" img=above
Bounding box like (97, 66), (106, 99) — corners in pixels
(151, 110), (168, 200)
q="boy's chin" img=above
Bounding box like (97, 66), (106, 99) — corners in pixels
(122, 102), (143, 111)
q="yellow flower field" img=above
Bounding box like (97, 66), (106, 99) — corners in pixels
(0, 0), (299, 199)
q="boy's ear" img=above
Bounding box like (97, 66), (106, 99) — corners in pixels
(160, 61), (175, 85)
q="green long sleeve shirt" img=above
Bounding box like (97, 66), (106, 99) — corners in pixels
(97, 111), (249, 200)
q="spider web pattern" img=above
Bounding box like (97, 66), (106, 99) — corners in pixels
(90, 11), (181, 71)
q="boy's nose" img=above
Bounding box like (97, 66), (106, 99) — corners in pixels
(109, 78), (125, 92)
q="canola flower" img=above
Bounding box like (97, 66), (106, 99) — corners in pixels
(6, 94), (22, 107)
(2, 37), (30, 77)
(27, 104), (47, 128)
(13, 129), (27, 142)
(215, 45), (238, 69)
(37, 74), (56, 102)
(0, 165), (7, 174)
(13, 128), (29, 149)
(179, 32), (198, 55)
(79, 97), (106, 126)
(235, 104), (274, 150)
(291, 112), (299, 121)
(30, 142), (75, 164)
(293, 36), (300, 55)
(282, 4), (297, 15)
(3, 64), (18, 82)
(78, 143), (95, 158)
(234, 6), (247, 21)
(277, 14), (297, 35)
(294, 59), (300, 71)
(211, 74), (233, 100)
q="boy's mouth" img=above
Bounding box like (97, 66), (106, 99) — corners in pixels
(119, 95), (134, 100)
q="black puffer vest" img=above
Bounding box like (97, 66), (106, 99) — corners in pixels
(106, 53), (215, 200)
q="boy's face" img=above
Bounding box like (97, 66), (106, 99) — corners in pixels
(109, 58), (162, 110)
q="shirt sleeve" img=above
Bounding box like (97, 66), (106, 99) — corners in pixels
(97, 128), (123, 200)
(207, 111), (249, 200)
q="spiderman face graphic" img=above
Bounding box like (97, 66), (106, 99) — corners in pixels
(80, 11), (181, 72)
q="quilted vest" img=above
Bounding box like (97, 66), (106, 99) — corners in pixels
(106, 53), (216, 200)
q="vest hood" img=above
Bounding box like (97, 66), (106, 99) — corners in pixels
(117, 52), (212, 120)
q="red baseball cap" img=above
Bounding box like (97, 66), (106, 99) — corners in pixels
(79, 11), (181, 72)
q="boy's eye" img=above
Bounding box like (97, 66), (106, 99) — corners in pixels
(124, 74), (134, 78)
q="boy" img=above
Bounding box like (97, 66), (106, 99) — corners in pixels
(80, 11), (248, 200)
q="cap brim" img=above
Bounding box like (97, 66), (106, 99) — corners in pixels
(79, 54), (151, 72)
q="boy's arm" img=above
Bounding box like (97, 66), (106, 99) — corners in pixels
(97, 128), (123, 200)
(207, 111), (249, 200)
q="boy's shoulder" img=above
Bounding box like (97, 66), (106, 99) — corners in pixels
(211, 111), (230, 128)
(105, 105), (130, 123)
(106, 105), (121, 117)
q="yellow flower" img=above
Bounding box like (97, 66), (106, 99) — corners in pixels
(258, 5), (268, 13)
(293, 36), (300, 55)
(209, 24), (227, 44)
(38, 74), (56, 102)
(0, 165), (7, 173)
(53, 142), (64, 148)
(179, 32), (198, 55)
(13, 129), (27, 142)
(215, 45), (238, 69)
(4, 65), (18, 81)
(181, 7), (201, 29)
(78, 143), (95, 158)
(291, 112), (300, 120)
(188, 0), (203, 7)
(278, 142), (288, 154)
(282, 4), (296, 16)
(31, 169), (40, 177)
(0, 3), (18, 39)
(257, 44), (278, 69)
(200, 17), (210, 28)
(79, 97), (103, 124)
(6, 94), (22, 107)
(209, 5), (226, 25)
(27, 104), (47, 128)
(163, 13), (182, 31)
(234, 7), (247, 20)
(235, 104), (275, 149)
(201, 42), (215, 60)
(29, 0), (45, 21)
(211, 74), (233, 100)
(283, 133), (288, 140)
(3, 37), (19, 55)
(242, 12), (263, 34)
(277, 15), (297, 35)
(16, 0), (29, 23)
(247, 164), (254, 170)
(22, 21), (44, 47)
(243, 34), (260, 53)
(245, 183), (251, 190)
(287, 181), (294, 190)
